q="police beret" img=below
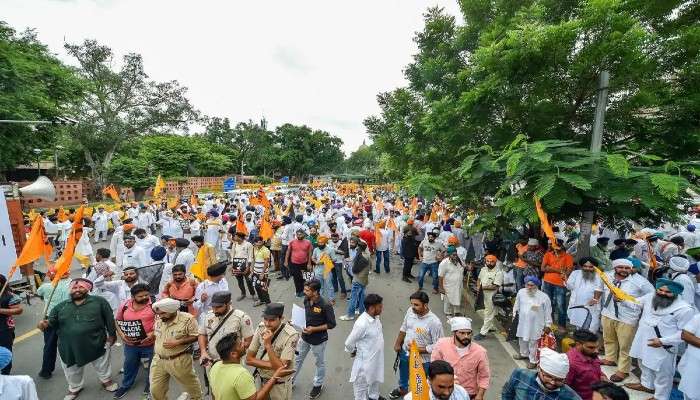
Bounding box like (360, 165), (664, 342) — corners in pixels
(262, 302), (284, 319)
(210, 291), (232, 306)
(207, 261), (228, 277)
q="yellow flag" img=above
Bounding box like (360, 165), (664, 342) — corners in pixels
(190, 244), (215, 281)
(595, 267), (639, 304)
(409, 340), (429, 400)
(320, 253), (334, 277)
(153, 175), (166, 198)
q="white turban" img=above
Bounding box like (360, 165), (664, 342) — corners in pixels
(449, 317), (472, 332)
(669, 256), (690, 272)
(612, 258), (633, 268)
(528, 238), (539, 246)
(539, 348), (570, 379)
(152, 298), (180, 313)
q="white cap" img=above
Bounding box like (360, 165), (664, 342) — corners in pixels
(611, 258), (633, 268)
(449, 317), (472, 332)
(669, 256), (690, 272)
(539, 348), (570, 379)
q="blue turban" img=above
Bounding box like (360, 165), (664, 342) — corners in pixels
(688, 224), (696, 232)
(443, 224), (452, 232)
(655, 278), (684, 295)
(689, 263), (699, 275)
(627, 256), (642, 271)
(209, 210), (219, 218)
(524, 275), (541, 286)
(150, 246), (167, 261)
(446, 245), (456, 255)
(0, 346), (11, 370)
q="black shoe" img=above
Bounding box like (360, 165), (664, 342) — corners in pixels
(38, 371), (52, 379)
(389, 388), (404, 399)
(474, 333), (487, 341)
(408, 274), (416, 279)
(402, 276), (412, 283)
(276, 275), (285, 280)
(236, 295), (246, 301)
(309, 385), (323, 399)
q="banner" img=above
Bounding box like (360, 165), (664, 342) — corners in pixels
(116, 319), (147, 340)
(408, 340), (429, 400)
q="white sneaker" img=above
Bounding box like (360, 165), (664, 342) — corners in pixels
(339, 315), (355, 321)
(175, 393), (190, 400)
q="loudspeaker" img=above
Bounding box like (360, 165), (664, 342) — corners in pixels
(19, 176), (56, 201)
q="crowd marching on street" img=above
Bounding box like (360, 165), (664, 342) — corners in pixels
(2, 184), (700, 400)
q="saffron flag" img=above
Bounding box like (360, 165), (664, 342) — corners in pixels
(260, 218), (274, 241)
(8, 217), (53, 280)
(258, 188), (272, 209)
(236, 211), (248, 236)
(167, 197), (179, 209)
(153, 175), (166, 198)
(408, 340), (430, 400)
(595, 267), (639, 304)
(320, 253), (334, 278)
(190, 244), (215, 281)
(52, 206), (85, 286)
(57, 207), (68, 222)
(387, 217), (398, 232)
(102, 184), (121, 204)
(374, 224), (383, 248)
(190, 192), (199, 207)
(534, 197), (559, 250)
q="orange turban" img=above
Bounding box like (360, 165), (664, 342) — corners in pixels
(407, 219), (414, 225)
(123, 224), (135, 232)
(447, 236), (459, 245)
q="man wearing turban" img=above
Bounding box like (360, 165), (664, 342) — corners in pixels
(438, 246), (467, 318)
(503, 348), (579, 399)
(626, 278), (695, 399)
(664, 255), (697, 310)
(475, 254), (504, 340)
(512, 275), (552, 368)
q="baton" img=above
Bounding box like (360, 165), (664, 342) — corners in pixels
(393, 351), (400, 373)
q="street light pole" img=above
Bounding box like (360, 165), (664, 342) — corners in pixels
(577, 70), (610, 260)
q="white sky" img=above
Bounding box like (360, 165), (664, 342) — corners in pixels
(3, 0), (462, 155)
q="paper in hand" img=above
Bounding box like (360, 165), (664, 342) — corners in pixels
(291, 304), (306, 329)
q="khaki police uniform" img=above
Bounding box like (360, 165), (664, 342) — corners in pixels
(199, 308), (254, 361)
(248, 321), (299, 400)
(150, 311), (203, 400)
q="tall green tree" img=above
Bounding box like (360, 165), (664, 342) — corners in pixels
(275, 123), (344, 178)
(66, 40), (198, 193)
(0, 22), (83, 177)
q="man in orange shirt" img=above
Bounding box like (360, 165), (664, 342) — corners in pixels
(160, 264), (198, 317)
(540, 239), (573, 329)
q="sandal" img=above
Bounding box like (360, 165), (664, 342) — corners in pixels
(609, 372), (629, 383)
(63, 389), (83, 400)
(102, 380), (118, 392)
(599, 359), (617, 367)
(624, 383), (654, 394)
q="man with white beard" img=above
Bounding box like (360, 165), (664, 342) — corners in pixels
(565, 257), (604, 332)
(512, 275), (552, 368)
(665, 255), (697, 310)
(625, 279), (695, 399)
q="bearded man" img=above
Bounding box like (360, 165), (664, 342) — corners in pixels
(512, 276), (552, 368)
(565, 257), (604, 332)
(625, 279), (695, 399)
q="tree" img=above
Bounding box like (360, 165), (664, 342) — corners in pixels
(107, 134), (234, 199)
(274, 124), (344, 178)
(65, 40), (198, 193)
(0, 22), (83, 177)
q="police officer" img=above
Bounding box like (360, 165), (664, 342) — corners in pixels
(246, 303), (299, 400)
(197, 291), (254, 366)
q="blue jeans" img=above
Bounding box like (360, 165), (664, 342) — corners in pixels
(331, 263), (347, 294)
(375, 250), (390, 273)
(398, 349), (430, 391)
(120, 344), (154, 392)
(346, 281), (366, 316)
(542, 281), (568, 326)
(418, 262), (439, 290)
(294, 339), (327, 387)
(313, 266), (335, 301)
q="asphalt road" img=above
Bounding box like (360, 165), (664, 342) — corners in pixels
(9, 237), (524, 400)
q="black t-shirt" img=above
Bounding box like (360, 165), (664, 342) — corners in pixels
(302, 297), (336, 345)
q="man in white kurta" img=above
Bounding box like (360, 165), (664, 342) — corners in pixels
(513, 276), (552, 366)
(438, 247), (466, 317)
(156, 212), (184, 238)
(193, 262), (229, 326)
(134, 229), (160, 263)
(344, 294), (384, 400)
(476, 254), (504, 339)
(134, 207), (155, 231)
(565, 257), (604, 332)
(626, 278), (695, 399)
(119, 236), (149, 270)
(91, 207), (110, 243)
(678, 313), (700, 400)
(665, 256), (697, 310)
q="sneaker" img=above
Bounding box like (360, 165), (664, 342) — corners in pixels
(113, 387), (129, 399)
(38, 371), (52, 379)
(103, 381), (119, 392)
(309, 385), (323, 399)
(339, 315), (355, 321)
(389, 388), (405, 399)
(236, 295), (246, 301)
(473, 333), (487, 341)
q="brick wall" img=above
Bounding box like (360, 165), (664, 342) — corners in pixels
(19, 180), (84, 208)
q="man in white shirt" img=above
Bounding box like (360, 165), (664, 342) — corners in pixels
(512, 276), (552, 368)
(134, 228), (159, 262)
(374, 220), (393, 274)
(109, 207), (122, 229)
(119, 235), (149, 270)
(156, 211), (184, 238)
(91, 207), (110, 243)
(565, 256), (604, 333)
(126, 204), (139, 220)
(134, 206), (155, 232)
(600, 258), (654, 382)
(193, 262), (229, 325)
(109, 220), (134, 264)
(173, 238), (196, 272)
(345, 293), (384, 400)
(0, 347), (39, 400)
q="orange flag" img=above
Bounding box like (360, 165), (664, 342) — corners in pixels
(52, 206), (85, 286)
(260, 216), (274, 241)
(236, 211), (248, 236)
(410, 197), (418, 215)
(190, 192), (199, 207)
(534, 197), (559, 250)
(387, 218), (398, 232)
(408, 340), (430, 400)
(258, 187), (272, 209)
(102, 184), (121, 203)
(56, 207), (68, 222)
(374, 223), (383, 248)
(8, 217), (53, 280)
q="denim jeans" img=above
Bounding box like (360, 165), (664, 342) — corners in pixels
(331, 263), (347, 294)
(417, 262), (439, 290)
(280, 245), (289, 278)
(346, 281), (366, 316)
(120, 344), (154, 392)
(397, 349), (430, 391)
(294, 339), (327, 387)
(542, 281), (568, 326)
(313, 265), (335, 301)
(514, 267), (526, 292)
(375, 250), (390, 273)
(40, 325), (59, 375)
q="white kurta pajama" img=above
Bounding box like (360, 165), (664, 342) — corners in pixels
(344, 312), (384, 400)
(438, 259), (464, 316)
(565, 270), (604, 332)
(91, 211), (110, 242)
(629, 293), (695, 400)
(679, 314), (700, 400)
(514, 288), (552, 363)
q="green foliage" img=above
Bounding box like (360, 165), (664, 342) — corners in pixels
(0, 22), (84, 174)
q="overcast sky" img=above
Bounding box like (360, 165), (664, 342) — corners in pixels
(3, 0), (462, 154)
